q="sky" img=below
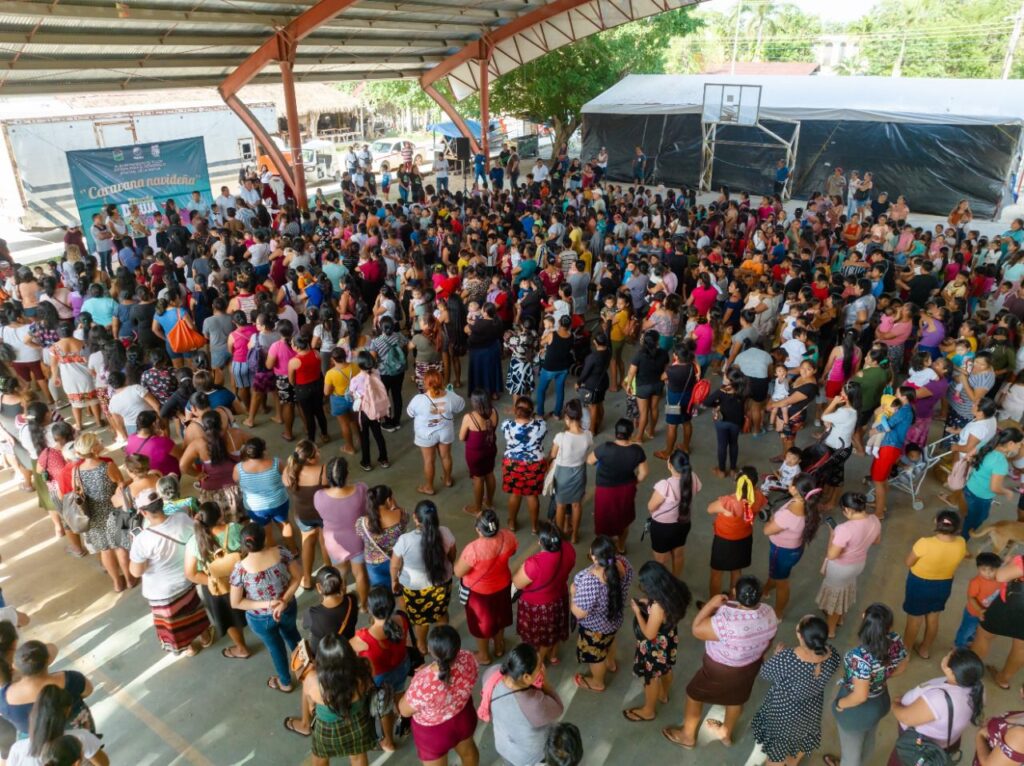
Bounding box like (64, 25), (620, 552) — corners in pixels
(698, 0), (873, 24)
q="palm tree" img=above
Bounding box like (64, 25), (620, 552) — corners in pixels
(744, 2), (783, 60)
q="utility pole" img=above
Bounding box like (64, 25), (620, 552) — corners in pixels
(730, 0), (742, 75)
(1003, 0), (1024, 79)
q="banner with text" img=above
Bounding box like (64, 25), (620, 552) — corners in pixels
(66, 136), (211, 250)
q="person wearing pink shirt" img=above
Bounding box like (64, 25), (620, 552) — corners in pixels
(688, 273), (718, 317)
(816, 492), (882, 638)
(761, 474), (823, 618)
(266, 321), (298, 442)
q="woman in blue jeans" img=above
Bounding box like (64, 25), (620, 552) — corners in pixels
(229, 523), (303, 693)
(963, 427), (1022, 539)
(703, 369), (747, 478)
(536, 315), (574, 418)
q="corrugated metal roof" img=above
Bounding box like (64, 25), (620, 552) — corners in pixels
(0, 0), (702, 98)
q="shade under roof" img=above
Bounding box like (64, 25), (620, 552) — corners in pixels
(0, 0), (707, 98)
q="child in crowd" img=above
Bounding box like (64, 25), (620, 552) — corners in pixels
(954, 552), (1002, 648)
(157, 475), (199, 516)
(761, 446), (802, 493)
(949, 338), (975, 371)
(466, 300), (482, 327)
(863, 393), (897, 457)
(905, 352), (939, 388)
(769, 363), (791, 432)
(897, 442), (926, 483)
(780, 326), (808, 372)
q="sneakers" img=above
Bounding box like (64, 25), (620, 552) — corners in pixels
(382, 422), (401, 433)
(380, 459), (391, 468)
(360, 463), (372, 472)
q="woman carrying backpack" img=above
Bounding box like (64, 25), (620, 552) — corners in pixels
(369, 316), (408, 432)
(348, 350), (390, 472)
(184, 501), (252, 660)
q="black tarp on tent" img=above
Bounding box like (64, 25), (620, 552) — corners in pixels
(581, 75), (1024, 218)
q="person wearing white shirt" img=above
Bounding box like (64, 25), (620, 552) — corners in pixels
(533, 161), (549, 183)
(215, 186), (234, 214)
(238, 179), (260, 206)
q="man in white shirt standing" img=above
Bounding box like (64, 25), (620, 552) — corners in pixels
(239, 178), (260, 207)
(532, 159), (549, 183)
(215, 185), (234, 214)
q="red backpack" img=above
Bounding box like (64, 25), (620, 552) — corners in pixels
(688, 378), (711, 414)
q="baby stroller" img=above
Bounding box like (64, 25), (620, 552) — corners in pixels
(865, 432), (956, 511)
(757, 441), (845, 521)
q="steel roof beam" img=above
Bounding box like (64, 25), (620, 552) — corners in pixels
(0, 2), (489, 30)
(0, 68), (420, 94)
(0, 53), (442, 69)
(0, 30), (469, 47)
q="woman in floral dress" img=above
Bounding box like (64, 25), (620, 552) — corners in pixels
(624, 561), (691, 722)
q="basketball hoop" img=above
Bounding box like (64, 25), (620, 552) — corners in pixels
(702, 83), (761, 126)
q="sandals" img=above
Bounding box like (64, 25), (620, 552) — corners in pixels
(221, 647), (250, 660)
(622, 708), (655, 722)
(661, 726), (694, 750)
(282, 716), (309, 737)
(267, 676), (293, 694)
(573, 673), (604, 693)
(199, 626), (216, 649)
(988, 664), (1011, 690)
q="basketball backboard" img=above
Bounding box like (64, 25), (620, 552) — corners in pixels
(702, 83), (762, 126)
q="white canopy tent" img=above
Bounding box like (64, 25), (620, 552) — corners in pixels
(581, 74), (1024, 217)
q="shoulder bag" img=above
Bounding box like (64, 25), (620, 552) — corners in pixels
(289, 596), (357, 682)
(167, 308), (206, 354)
(892, 689), (960, 766)
(60, 464), (91, 534)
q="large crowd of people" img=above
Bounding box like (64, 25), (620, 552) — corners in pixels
(0, 151), (1023, 766)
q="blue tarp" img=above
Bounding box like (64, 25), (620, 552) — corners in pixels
(426, 119), (484, 139)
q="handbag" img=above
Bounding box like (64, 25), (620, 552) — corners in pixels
(167, 308), (206, 354)
(60, 465), (90, 534)
(947, 454), (971, 491)
(512, 549), (564, 604)
(206, 547), (243, 597)
(892, 690), (960, 766)
(289, 596), (356, 681)
(578, 386), (595, 405)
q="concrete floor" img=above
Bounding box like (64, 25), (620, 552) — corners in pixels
(2, 376), (1021, 766)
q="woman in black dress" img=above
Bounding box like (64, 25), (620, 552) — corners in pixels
(575, 331), (611, 436)
(704, 368), (747, 478)
(587, 418), (648, 553)
(623, 331), (669, 444)
(466, 303), (504, 399)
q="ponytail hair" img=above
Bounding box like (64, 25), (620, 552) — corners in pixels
(475, 508), (500, 538)
(591, 536), (622, 623)
(972, 427), (1023, 469)
(427, 624), (460, 684)
(284, 439), (317, 490)
(192, 501), (225, 566)
(367, 585), (403, 644)
(240, 522), (266, 554)
(500, 643), (539, 682)
(415, 500), (448, 586)
(797, 614), (830, 657)
(365, 484), (393, 536)
(23, 401), (49, 457)
(792, 473), (823, 546)
(669, 449), (693, 523)
(948, 647), (985, 725)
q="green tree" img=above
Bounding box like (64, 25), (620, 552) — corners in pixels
(487, 8), (701, 163)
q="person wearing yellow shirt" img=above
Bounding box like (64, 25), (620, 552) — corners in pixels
(323, 347), (360, 455)
(902, 510), (968, 660)
(609, 293), (632, 392)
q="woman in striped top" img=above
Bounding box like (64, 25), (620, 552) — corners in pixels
(234, 437), (295, 551)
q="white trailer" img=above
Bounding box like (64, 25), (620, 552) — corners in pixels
(0, 98), (277, 231)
